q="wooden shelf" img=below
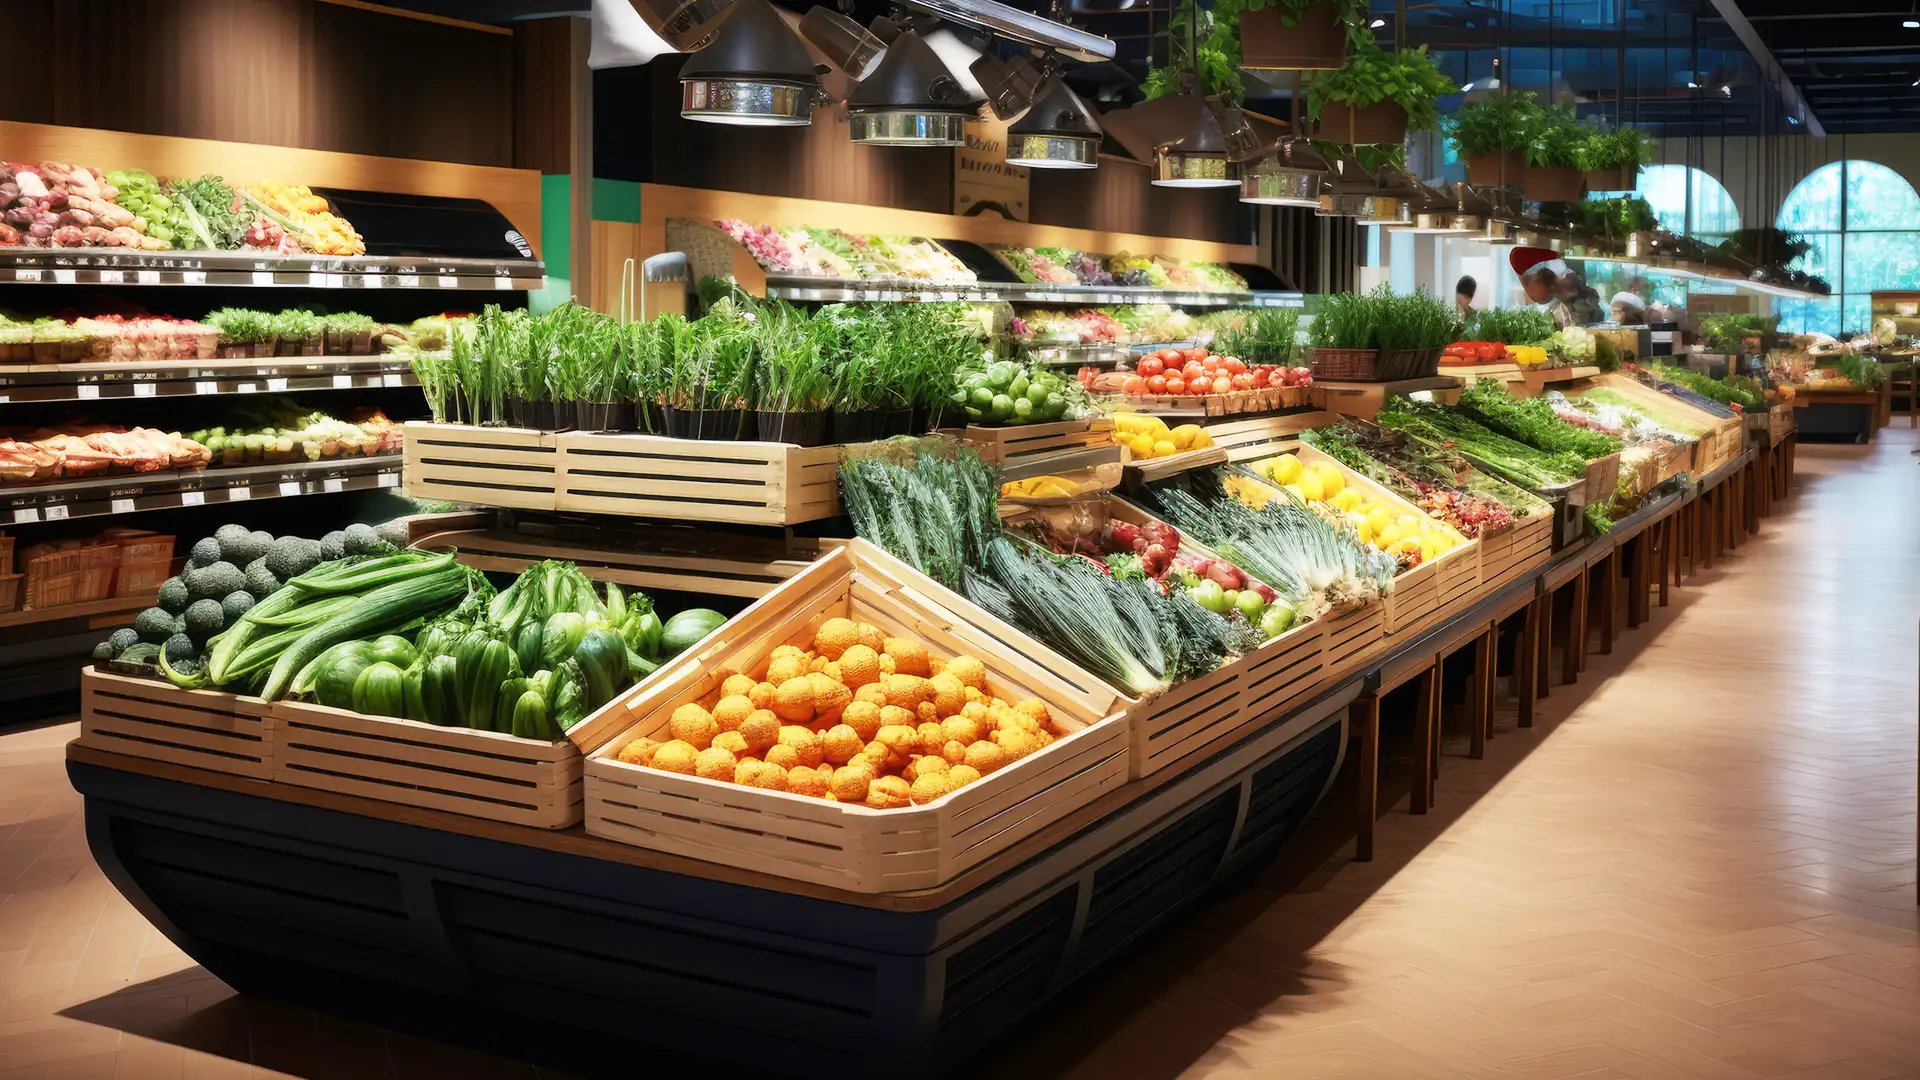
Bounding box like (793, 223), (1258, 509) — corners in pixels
(1315, 376), (1464, 420)
(0, 594), (155, 628)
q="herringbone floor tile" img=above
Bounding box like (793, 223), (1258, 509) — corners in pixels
(3, 433), (1917, 1079)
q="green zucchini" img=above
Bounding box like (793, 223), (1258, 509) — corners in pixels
(291, 551), (455, 595)
(258, 566), (471, 701)
(351, 661), (406, 717)
(464, 639), (516, 731)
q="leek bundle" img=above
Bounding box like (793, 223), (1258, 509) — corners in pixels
(838, 448), (999, 590)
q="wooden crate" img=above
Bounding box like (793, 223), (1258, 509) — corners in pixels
(1002, 495), (1331, 778)
(1582, 452), (1622, 506)
(78, 668), (271, 780)
(1208, 410), (1343, 462)
(416, 525), (823, 601)
(1479, 512), (1554, 593)
(1769, 402), (1796, 445)
(1119, 387), (1310, 417)
(557, 432), (840, 526)
(961, 419), (1114, 464)
(1319, 601), (1386, 682)
(579, 540), (1130, 894)
(402, 423), (559, 511)
(1259, 445), (1483, 638)
(270, 702), (583, 828)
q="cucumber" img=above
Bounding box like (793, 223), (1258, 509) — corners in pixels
(258, 566), (472, 701)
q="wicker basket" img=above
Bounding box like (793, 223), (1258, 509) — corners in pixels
(0, 533), (13, 574)
(1374, 347), (1443, 380)
(0, 573), (19, 614)
(1307, 347), (1383, 381)
(111, 532), (175, 566)
(114, 559), (171, 598)
(22, 541), (122, 610)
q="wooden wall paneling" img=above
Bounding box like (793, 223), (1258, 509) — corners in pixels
(644, 65), (955, 215)
(0, 0), (512, 168)
(590, 221), (644, 316)
(0, 120), (542, 255)
(515, 15), (576, 175)
(1028, 156), (1255, 245)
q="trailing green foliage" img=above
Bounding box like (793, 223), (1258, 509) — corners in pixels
(1458, 378), (1624, 460)
(1377, 396), (1587, 488)
(1307, 42), (1456, 135)
(1465, 306), (1556, 346)
(1445, 92), (1545, 158)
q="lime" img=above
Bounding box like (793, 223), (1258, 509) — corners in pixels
(969, 386), (996, 411)
(962, 371), (989, 391)
(986, 361), (1017, 390)
(1025, 383), (1050, 407)
(1042, 392), (1066, 419)
(1012, 397), (1034, 421)
(1008, 374), (1031, 399)
(989, 393), (1015, 422)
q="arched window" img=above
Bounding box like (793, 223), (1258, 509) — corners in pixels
(1636, 164), (1741, 241)
(1775, 160), (1920, 336)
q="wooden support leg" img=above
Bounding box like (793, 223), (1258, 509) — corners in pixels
(1518, 599), (1539, 728)
(1428, 660), (1442, 785)
(1470, 625), (1492, 759)
(1599, 552), (1617, 656)
(1412, 667), (1435, 815)
(1537, 589), (1553, 700)
(1660, 515), (1674, 607)
(1351, 694), (1379, 862)
(1703, 489), (1716, 569)
(1569, 571), (1589, 679)
(1685, 500), (1698, 578)
(1628, 532), (1649, 628)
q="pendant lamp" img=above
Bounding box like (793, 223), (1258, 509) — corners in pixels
(680, 0), (820, 126)
(1006, 77), (1102, 167)
(845, 32), (980, 146)
(1151, 94), (1239, 187)
(1240, 137), (1327, 206)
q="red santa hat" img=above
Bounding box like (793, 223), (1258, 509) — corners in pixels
(1510, 246), (1570, 279)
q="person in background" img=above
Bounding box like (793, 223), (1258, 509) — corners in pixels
(1455, 275), (1477, 317)
(1611, 291), (1648, 326)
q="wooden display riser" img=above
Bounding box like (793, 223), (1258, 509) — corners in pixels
(68, 682), (1349, 1080)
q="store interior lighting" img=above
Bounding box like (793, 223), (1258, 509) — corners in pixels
(679, 0), (822, 126)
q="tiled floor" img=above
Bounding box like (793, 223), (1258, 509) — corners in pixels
(4, 432), (1917, 1079)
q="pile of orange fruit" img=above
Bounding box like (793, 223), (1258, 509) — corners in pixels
(617, 615), (1064, 809)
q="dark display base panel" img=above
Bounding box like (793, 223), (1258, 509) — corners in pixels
(1793, 401), (1874, 444)
(68, 700), (1346, 1080)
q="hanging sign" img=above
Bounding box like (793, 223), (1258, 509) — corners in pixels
(955, 118), (1030, 222)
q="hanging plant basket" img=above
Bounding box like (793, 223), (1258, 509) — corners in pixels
(1241, 3), (1351, 71)
(1316, 101), (1408, 145)
(1524, 165), (1585, 203)
(1464, 153), (1526, 187)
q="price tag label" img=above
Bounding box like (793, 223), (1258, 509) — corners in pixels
(398, 274), (419, 288)
(237, 383), (257, 394)
(43, 503), (68, 520)
(279, 481), (302, 497)
(133, 382), (156, 398)
(377, 471), (399, 488)
(253, 271), (274, 286)
(111, 498), (135, 515)
(333, 374), (352, 389)
(361, 275), (383, 289)
(438, 275), (459, 289)
(495, 277), (512, 290)
(77, 384), (99, 400)
(180, 490), (204, 507)
(323, 478), (344, 493)
(382, 373), (403, 388)
(183, 270), (207, 285)
(12, 507), (38, 523)
(228, 486), (250, 501)
(0, 395), (9, 404)
(54, 269), (75, 284)
(99, 270), (124, 284)
(308, 271), (330, 287)
(365, 375), (384, 388)
(939, 291), (959, 302)
(16, 269), (41, 282)
(137, 270), (160, 285)
(195, 381), (217, 395)
(267, 377), (288, 392)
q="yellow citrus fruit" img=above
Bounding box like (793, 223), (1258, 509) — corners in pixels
(1331, 488), (1363, 512)
(1314, 462), (1345, 498)
(1296, 469), (1325, 502)
(1267, 453), (1304, 485)
(1374, 524), (1400, 548)
(1152, 439), (1178, 459)
(1365, 506), (1394, 534)
(1170, 423), (1203, 449)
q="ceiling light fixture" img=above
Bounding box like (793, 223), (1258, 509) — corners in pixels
(1146, 94), (1241, 188)
(1370, 17), (1386, 27)
(632, 0), (737, 52)
(1906, 19), (1919, 28)
(799, 8), (889, 81)
(844, 31), (981, 146)
(1240, 138), (1329, 206)
(679, 0), (821, 126)
(1005, 75), (1103, 168)
(1686, 80), (1700, 89)
(1720, 84), (1731, 97)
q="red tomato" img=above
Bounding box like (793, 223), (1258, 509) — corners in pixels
(1231, 372), (1256, 390)
(1210, 375), (1234, 394)
(1182, 347), (1209, 363)
(1137, 356), (1165, 378)
(1182, 361), (1207, 381)
(1147, 374), (1169, 394)
(1201, 354), (1222, 371)
(1122, 375), (1148, 394)
(1475, 342), (1505, 361)
(1156, 348), (1184, 363)
(1220, 357), (1246, 375)
(1165, 376), (1186, 395)
(1268, 369), (1287, 387)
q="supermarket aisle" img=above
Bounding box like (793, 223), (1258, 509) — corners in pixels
(1, 435), (1916, 1080)
(989, 432), (1920, 1080)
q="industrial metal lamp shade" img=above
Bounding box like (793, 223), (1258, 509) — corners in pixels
(1154, 150), (1238, 187)
(1239, 139), (1328, 206)
(679, 0), (818, 126)
(1006, 78), (1102, 168)
(846, 33), (978, 146)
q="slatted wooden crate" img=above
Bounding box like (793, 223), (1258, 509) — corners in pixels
(1253, 445), (1483, 638)
(556, 432), (841, 526)
(415, 525), (823, 601)
(1319, 601), (1385, 683)
(1582, 452), (1622, 507)
(1209, 410), (1343, 462)
(961, 418), (1114, 464)
(401, 423), (559, 511)
(1770, 402), (1796, 445)
(578, 540), (1130, 893)
(78, 668), (272, 780)
(269, 702), (583, 829)
(1478, 512), (1554, 593)
(1000, 495), (1331, 778)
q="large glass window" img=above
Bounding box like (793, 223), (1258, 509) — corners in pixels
(1637, 164), (1740, 242)
(1775, 160), (1920, 336)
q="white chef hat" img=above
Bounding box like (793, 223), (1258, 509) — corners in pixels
(1610, 291), (1646, 311)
